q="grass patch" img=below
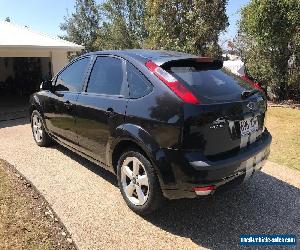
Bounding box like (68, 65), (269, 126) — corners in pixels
(266, 107), (300, 171)
(0, 160), (76, 250)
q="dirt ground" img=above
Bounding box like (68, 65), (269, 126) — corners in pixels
(0, 159), (77, 250)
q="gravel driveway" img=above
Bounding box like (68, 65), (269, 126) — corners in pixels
(0, 118), (299, 250)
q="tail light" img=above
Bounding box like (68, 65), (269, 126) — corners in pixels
(145, 61), (200, 105)
(240, 75), (263, 91)
(193, 185), (216, 196)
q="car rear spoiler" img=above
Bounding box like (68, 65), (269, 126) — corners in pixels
(152, 56), (223, 70)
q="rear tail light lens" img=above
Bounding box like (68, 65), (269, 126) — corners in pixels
(145, 61), (200, 105)
(193, 186), (216, 192)
(240, 75), (263, 91)
(193, 185), (216, 196)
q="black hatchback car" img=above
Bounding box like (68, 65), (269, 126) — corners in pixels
(30, 49), (272, 214)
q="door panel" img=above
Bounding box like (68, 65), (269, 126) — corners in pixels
(75, 94), (127, 163)
(44, 92), (79, 146)
(43, 57), (91, 147)
(74, 56), (128, 164)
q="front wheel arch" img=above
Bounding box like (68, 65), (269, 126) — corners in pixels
(31, 110), (52, 147)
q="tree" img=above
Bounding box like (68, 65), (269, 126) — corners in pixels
(95, 0), (147, 50)
(60, 0), (229, 58)
(60, 0), (101, 52)
(144, 0), (228, 58)
(5, 17), (10, 22)
(238, 0), (300, 100)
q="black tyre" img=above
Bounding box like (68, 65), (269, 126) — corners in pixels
(117, 148), (164, 215)
(31, 110), (52, 147)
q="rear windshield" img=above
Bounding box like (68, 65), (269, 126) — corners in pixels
(167, 65), (254, 103)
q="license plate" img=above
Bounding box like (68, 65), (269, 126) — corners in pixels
(240, 117), (258, 136)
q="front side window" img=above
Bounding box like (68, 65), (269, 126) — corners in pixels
(87, 57), (124, 95)
(127, 63), (152, 98)
(55, 57), (90, 92)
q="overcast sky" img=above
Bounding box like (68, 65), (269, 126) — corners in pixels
(0, 0), (249, 45)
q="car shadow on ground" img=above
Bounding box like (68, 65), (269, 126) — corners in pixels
(0, 117), (29, 129)
(145, 173), (300, 249)
(52, 143), (300, 250)
(52, 143), (118, 187)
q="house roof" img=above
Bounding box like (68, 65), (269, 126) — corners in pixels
(0, 21), (84, 51)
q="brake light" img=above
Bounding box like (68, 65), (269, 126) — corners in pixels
(240, 75), (263, 91)
(193, 186), (216, 192)
(145, 61), (200, 104)
(193, 185), (216, 196)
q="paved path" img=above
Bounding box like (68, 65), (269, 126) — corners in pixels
(0, 118), (299, 250)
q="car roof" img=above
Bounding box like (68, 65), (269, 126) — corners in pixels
(84, 49), (199, 65)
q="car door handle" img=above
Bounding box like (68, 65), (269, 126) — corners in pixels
(64, 100), (72, 110)
(107, 108), (115, 117)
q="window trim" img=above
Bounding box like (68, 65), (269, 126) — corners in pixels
(125, 60), (153, 99)
(53, 56), (92, 93)
(83, 55), (128, 98)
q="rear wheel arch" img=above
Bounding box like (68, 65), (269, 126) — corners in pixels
(112, 139), (152, 175)
(110, 135), (171, 196)
(110, 123), (161, 170)
(117, 149), (165, 214)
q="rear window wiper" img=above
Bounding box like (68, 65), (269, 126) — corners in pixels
(241, 89), (259, 99)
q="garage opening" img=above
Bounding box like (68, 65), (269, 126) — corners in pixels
(0, 57), (52, 121)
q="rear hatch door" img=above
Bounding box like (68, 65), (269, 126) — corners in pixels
(161, 59), (267, 158)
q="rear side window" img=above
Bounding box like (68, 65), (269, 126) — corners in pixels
(56, 57), (90, 92)
(168, 65), (254, 103)
(87, 57), (124, 95)
(127, 63), (152, 98)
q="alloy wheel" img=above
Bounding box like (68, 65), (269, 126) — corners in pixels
(121, 156), (149, 206)
(32, 114), (43, 143)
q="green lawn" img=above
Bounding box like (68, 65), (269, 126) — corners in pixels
(266, 107), (300, 171)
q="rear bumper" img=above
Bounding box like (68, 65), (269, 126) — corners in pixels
(158, 131), (272, 199)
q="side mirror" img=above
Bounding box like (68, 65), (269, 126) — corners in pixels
(40, 80), (52, 91)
